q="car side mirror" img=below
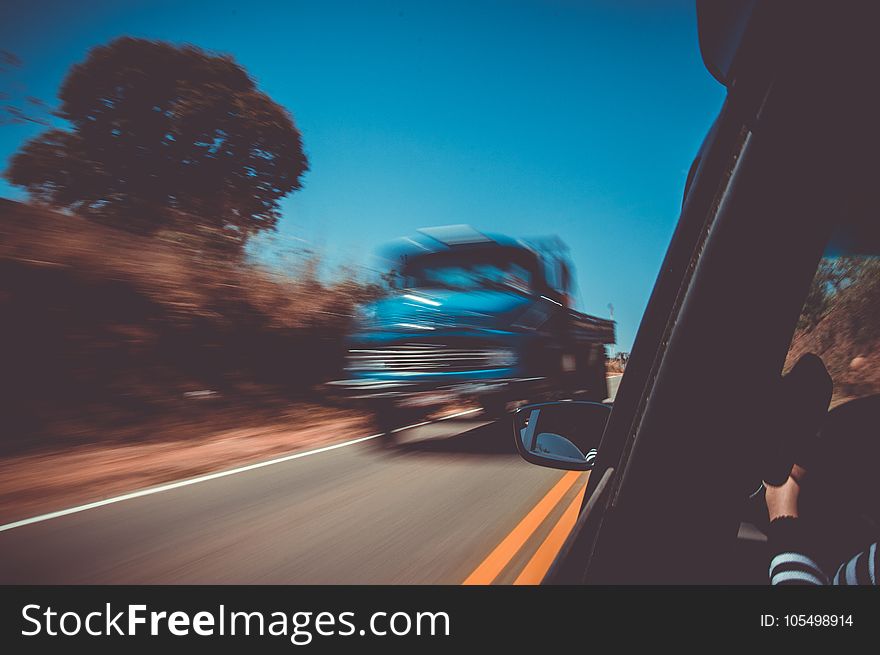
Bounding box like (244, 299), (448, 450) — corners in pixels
(512, 401), (611, 471)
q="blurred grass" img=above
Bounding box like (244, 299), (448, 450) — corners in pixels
(0, 198), (381, 454)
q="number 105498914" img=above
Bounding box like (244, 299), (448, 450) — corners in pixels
(761, 615), (853, 627)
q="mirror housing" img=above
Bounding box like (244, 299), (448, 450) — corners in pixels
(512, 401), (611, 471)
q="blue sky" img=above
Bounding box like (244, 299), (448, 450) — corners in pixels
(0, 0), (725, 352)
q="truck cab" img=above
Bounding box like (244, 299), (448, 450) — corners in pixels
(331, 225), (614, 439)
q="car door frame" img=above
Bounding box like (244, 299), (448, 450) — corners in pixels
(547, 2), (874, 584)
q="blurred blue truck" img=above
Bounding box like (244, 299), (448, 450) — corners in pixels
(330, 225), (615, 437)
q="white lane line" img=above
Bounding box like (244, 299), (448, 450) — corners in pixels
(0, 407), (483, 534)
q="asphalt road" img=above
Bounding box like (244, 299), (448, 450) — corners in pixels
(0, 376), (622, 584)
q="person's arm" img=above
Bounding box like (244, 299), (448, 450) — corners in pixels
(765, 466), (830, 585)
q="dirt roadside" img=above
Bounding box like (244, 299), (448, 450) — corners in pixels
(0, 407), (378, 525)
(0, 402), (484, 526)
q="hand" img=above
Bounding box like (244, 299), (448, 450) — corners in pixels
(764, 464), (807, 521)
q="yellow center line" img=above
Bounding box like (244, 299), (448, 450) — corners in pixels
(462, 470), (583, 585)
(513, 478), (589, 585)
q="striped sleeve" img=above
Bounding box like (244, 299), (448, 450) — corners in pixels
(767, 517), (828, 585)
(769, 551), (828, 585)
(832, 543), (878, 586)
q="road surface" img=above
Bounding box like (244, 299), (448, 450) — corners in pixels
(0, 376), (622, 584)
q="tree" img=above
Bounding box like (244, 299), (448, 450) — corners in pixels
(5, 37), (308, 248)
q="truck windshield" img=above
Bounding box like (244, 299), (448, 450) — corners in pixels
(403, 250), (535, 293)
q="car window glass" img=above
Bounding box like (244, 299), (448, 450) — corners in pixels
(785, 255), (879, 406)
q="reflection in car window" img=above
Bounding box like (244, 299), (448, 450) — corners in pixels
(785, 256), (880, 406)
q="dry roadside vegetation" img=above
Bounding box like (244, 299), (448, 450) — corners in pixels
(606, 354), (627, 375)
(0, 198), (381, 455)
(785, 256), (880, 406)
